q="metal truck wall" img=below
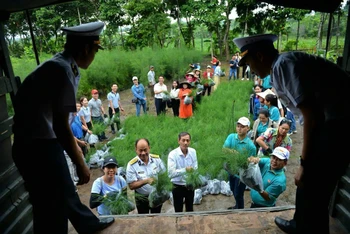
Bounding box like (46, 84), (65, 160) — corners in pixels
(0, 22), (33, 234)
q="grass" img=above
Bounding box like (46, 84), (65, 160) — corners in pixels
(105, 79), (265, 180)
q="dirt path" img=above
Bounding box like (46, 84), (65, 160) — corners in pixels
(76, 60), (302, 215)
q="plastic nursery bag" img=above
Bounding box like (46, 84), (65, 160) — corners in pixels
(239, 163), (264, 192)
(184, 95), (192, 105)
(148, 187), (170, 208)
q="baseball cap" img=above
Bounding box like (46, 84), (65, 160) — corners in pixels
(237, 117), (250, 126)
(91, 89), (98, 94)
(233, 34), (278, 66)
(271, 147), (290, 160)
(150, 65), (154, 68)
(132, 76), (138, 81)
(207, 65), (211, 68)
(103, 156), (119, 168)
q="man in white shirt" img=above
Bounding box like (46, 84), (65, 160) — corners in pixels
(168, 132), (198, 212)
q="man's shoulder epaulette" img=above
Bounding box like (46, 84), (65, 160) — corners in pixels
(150, 154), (159, 158)
(128, 157), (138, 165)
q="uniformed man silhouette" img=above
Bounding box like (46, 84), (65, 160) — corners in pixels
(12, 21), (114, 234)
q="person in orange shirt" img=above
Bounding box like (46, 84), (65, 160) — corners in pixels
(178, 80), (193, 120)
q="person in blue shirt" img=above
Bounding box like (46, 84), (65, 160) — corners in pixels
(90, 156), (128, 215)
(70, 102), (88, 157)
(247, 147), (289, 208)
(264, 94), (281, 123)
(223, 117), (257, 209)
(131, 76), (147, 116)
(261, 74), (272, 91)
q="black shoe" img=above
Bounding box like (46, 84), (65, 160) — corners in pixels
(274, 217), (296, 234)
(96, 217), (114, 232)
(227, 206), (237, 210)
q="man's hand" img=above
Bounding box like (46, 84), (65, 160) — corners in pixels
(186, 166), (194, 172)
(147, 177), (155, 185)
(76, 163), (91, 185)
(248, 156), (260, 164)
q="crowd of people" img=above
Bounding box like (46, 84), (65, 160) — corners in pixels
(11, 17), (349, 234)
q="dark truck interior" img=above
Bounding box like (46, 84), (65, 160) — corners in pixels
(0, 0), (348, 233)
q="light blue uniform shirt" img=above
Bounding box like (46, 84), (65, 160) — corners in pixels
(107, 92), (121, 109)
(250, 158), (286, 207)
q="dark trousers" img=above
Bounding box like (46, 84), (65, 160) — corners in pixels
(172, 184), (194, 212)
(12, 138), (100, 234)
(91, 116), (106, 140)
(293, 118), (350, 234)
(109, 107), (121, 131)
(171, 98), (180, 117)
(202, 85), (211, 96)
(155, 98), (166, 115)
(135, 192), (162, 214)
(229, 174), (246, 209)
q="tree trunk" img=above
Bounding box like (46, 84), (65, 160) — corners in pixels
(224, 10), (231, 61)
(336, 13), (340, 55)
(296, 20), (300, 50)
(317, 13), (326, 51)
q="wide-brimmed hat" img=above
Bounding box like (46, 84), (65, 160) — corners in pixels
(186, 71), (198, 78)
(179, 80), (192, 88)
(233, 34), (278, 66)
(256, 88), (276, 99)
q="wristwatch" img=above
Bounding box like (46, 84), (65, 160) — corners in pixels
(260, 190), (264, 194)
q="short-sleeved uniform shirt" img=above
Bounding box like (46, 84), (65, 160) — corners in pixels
(13, 51), (80, 139)
(107, 91), (121, 109)
(250, 158), (286, 207)
(271, 51), (348, 121)
(91, 175), (127, 215)
(88, 98), (103, 117)
(78, 106), (92, 123)
(126, 154), (166, 195)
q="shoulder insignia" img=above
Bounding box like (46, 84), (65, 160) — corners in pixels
(150, 154), (159, 158)
(128, 157), (138, 165)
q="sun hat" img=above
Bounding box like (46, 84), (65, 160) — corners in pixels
(256, 89), (276, 99)
(103, 156), (119, 168)
(270, 147), (290, 160)
(237, 117), (250, 127)
(179, 79), (192, 88)
(233, 34), (278, 66)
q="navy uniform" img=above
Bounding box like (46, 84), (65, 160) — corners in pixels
(12, 22), (114, 234)
(126, 154), (166, 214)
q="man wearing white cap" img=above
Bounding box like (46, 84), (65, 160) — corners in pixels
(223, 117), (257, 209)
(12, 22), (114, 233)
(247, 147), (289, 208)
(233, 33), (350, 234)
(131, 76), (147, 116)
